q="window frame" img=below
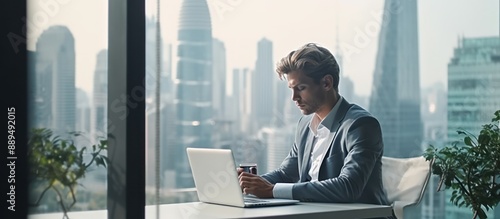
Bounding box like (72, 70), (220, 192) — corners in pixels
(107, 0), (146, 219)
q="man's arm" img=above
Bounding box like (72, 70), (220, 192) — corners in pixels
(291, 116), (383, 202)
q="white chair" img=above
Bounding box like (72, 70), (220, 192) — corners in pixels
(381, 156), (432, 219)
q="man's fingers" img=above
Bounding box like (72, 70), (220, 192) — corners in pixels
(240, 177), (259, 189)
(239, 174), (260, 184)
(237, 168), (244, 175)
(243, 187), (250, 194)
(242, 184), (257, 195)
(239, 178), (253, 187)
(238, 172), (254, 177)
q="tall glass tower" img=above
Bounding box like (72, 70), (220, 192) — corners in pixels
(175, 0), (213, 187)
(252, 38), (274, 131)
(446, 36), (500, 219)
(212, 38), (227, 118)
(34, 25), (76, 134)
(369, 0), (422, 158)
(92, 49), (108, 136)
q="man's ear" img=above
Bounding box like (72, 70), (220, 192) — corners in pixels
(322, 75), (334, 91)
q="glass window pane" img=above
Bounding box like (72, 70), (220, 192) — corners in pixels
(146, 1), (499, 219)
(27, 1), (108, 218)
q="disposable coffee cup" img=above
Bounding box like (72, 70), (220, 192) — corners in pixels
(239, 163), (257, 174)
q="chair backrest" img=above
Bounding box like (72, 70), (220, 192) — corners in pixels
(381, 156), (432, 205)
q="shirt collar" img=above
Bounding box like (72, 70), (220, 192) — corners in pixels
(309, 96), (344, 136)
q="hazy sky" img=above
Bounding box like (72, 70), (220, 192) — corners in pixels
(27, 0), (499, 96)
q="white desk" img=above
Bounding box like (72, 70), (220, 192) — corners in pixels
(29, 202), (393, 219)
(148, 202), (393, 219)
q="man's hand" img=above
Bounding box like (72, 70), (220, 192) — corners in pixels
(238, 172), (274, 198)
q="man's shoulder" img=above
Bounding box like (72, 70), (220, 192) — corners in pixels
(343, 103), (380, 126)
(345, 103), (374, 119)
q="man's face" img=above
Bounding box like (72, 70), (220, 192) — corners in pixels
(287, 71), (326, 115)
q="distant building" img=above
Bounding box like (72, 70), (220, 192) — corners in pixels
(92, 49), (108, 136)
(263, 125), (294, 173)
(212, 38), (227, 118)
(33, 25), (76, 134)
(164, 43), (173, 97)
(446, 36), (500, 219)
(76, 88), (91, 133)
(252, 38), (274, 132)
(175, 0), (213, 187)
(369, 0), (423, 158)
(211, 39), (231, 149)
(228, 68), (252, 134)
(146, 101), (176, 189)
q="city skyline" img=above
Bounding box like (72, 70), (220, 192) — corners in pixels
(26, 0), (499, 97)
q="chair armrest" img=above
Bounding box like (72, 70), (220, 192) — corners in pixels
(392, 201), (417, 219)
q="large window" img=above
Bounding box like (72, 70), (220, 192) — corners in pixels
(27, 0), (108, 217)
(145, 1), (499, 219)
(22, 0), (499, 219)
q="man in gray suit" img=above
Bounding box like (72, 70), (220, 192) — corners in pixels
(238, 43), (390, 208)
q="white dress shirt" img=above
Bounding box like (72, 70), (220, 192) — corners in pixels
(272, 96), (343, 199)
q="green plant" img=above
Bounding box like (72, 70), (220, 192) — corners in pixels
(424, 110), (500, 219)
(28, 128), (108, 219)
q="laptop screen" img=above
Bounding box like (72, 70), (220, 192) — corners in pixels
(186, 148), (246, 207)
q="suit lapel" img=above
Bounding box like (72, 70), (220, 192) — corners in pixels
(300, 128), (314, 182)
(318, 98), (352, 179)
(328, 98), (350, 136)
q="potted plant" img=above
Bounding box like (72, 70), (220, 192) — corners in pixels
(423, 110), (500, 219)
(28, 128), (108, 219)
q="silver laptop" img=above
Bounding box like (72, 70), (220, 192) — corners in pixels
(186, 148), (299, 208)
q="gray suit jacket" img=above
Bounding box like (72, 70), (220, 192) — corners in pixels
(262, 98), (390, 207)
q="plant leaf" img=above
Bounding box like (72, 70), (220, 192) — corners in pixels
(464, 136), (473, 146)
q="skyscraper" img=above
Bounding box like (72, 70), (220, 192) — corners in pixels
(252, 38), (274, 132)
(92, 49), (108, 136)
(34, 25), (76, 134)
(164, 43), (174, 97)
(446, 36), (500, 219)
(76, 88), (91, 133)
(228, 68), (252, 133)
(369, 0), (422, 158)
(212, 38), (227, 118)
(175, 0), (213, 187)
